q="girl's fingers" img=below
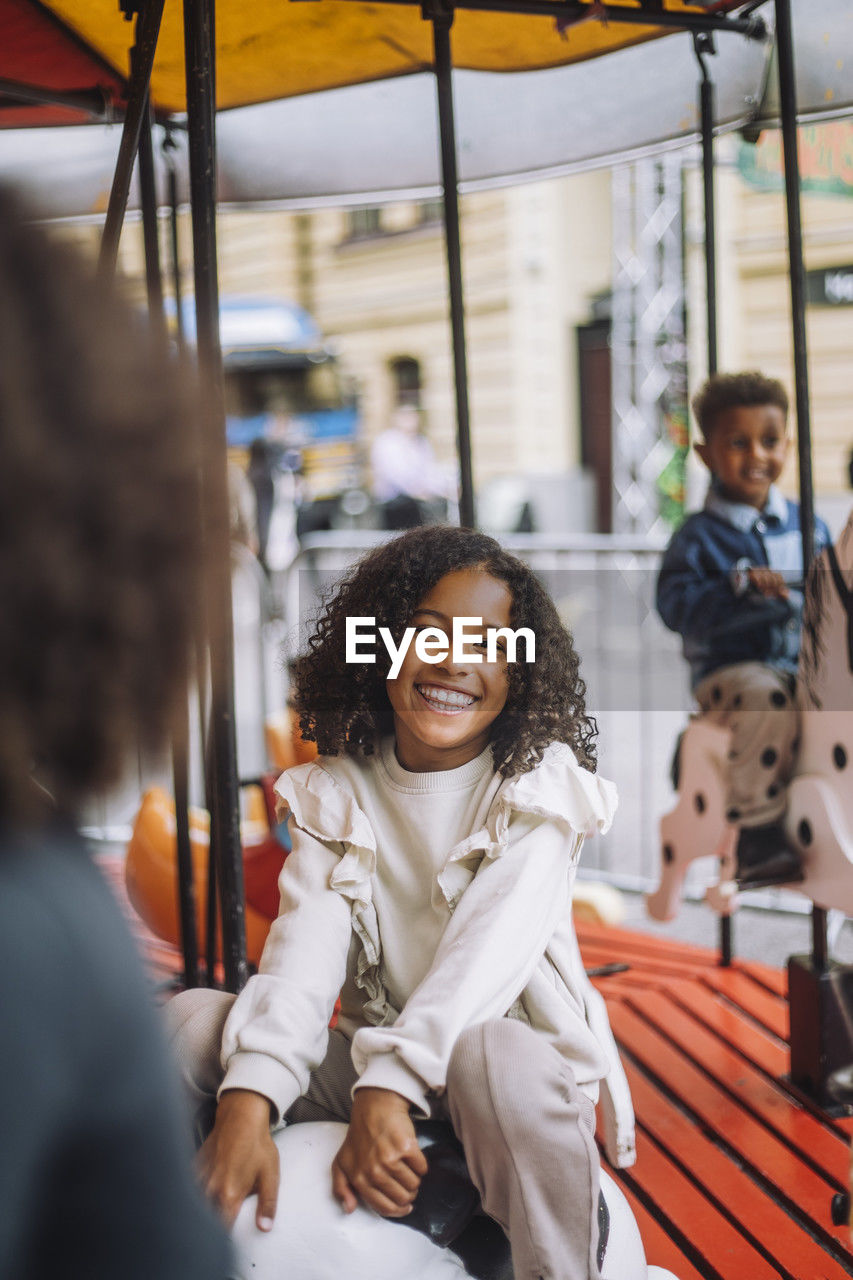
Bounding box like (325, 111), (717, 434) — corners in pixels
(399, 1144), (429, 1178)
(331, 1161), (359, 1214)
(255, 1157), (280, 1232)
(356, 1180), (415, 1218)
(355, 1163), (418, 1207)
(388, 1158), (423, 1193)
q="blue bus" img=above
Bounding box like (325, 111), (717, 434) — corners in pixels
(178, 296), (362, 508)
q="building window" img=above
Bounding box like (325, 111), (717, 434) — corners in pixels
(417, 198), (444, 225)
(390, 356), (422, 408)
(346, 206), (382, 239)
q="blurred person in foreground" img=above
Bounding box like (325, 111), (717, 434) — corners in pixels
(0, 186), (233, 1280)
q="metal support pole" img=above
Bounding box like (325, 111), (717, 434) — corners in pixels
(173, 703), (201, 987)
(164, 134), (185, 345)
(183, 0), (248, 992)
(774, 0), (826, 973)
(99, 0), (166, 277)
(694, 34), (717, 378)
(138, 102), (201, 988)
(137, 97), (166, 346)
(693, 34), (730, 966)
(431, 9), (475, 529)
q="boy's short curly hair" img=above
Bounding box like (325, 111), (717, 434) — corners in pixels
(692, 371), (789, 441)
(291, 525), (597, 775)
(0, 185), (208, 822)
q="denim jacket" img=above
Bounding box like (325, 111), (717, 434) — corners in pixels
(656, 484), (831, 689)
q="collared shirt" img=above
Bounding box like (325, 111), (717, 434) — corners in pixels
(657, 483), (831, 688)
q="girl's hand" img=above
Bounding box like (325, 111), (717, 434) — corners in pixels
(332, 1087), (428, 1217)
(197, 1089), (280, 1231)
(747, 567), (790, 599)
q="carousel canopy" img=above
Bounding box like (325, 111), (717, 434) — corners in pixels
(0, 0), (762, 126)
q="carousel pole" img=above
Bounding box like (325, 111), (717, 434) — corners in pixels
(99, 0), (166, 276)
(138, 100), (201, 989)
(773, 0), (825, 973)
(693, 33), (733, 968)
(183, 0), (249, 993)
(774, 0), (853, 1109)
(429, 2), (475, 529)
(694, 34), (718, 379)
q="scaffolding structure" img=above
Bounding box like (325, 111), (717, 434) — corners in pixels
(611, 154), (689, 537)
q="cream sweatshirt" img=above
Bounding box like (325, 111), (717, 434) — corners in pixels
(219, 739), (617, 1122)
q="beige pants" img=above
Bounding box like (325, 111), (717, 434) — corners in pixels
(166, 990), (601, 1280)
(693, 661), (799, 828)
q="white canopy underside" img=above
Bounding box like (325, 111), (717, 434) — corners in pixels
(3, 0), (851, 220)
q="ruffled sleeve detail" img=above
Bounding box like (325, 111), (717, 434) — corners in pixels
(274, 763), (395, 1026)
(435, 743), (617, 910)
(496, 741), (618, 843)
(275, 763), (376, 906)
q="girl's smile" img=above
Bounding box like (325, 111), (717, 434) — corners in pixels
(414, 683), (478, 713)
(387, 568), (513, 772)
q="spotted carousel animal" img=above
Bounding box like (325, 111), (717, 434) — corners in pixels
(647, 509), (853, 922)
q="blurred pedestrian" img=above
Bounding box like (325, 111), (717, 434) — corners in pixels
(370, 405), (450, 529)
(0, 185), (233, 1280)
(247, 437), (276, 567)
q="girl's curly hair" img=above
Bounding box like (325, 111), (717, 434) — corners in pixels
(291, 525), (597, 774)
(0, 186), (209, 823)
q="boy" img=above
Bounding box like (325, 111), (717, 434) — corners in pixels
(657, 372), (830, 887)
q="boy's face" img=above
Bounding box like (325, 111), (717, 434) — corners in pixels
(695, 404), (789, 510)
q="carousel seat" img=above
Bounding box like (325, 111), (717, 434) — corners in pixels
(647, 510), (853, 925)
(229, 1121), (680, 1280)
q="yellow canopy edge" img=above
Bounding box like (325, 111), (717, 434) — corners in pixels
(44, 0), (743, 114)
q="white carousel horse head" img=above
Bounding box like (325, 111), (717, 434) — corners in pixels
(229, 1120), (678, 1280)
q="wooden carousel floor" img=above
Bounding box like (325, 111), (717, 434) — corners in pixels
(101, 856), (853, 1280)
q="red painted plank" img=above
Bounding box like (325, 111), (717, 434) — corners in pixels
(738, 960), (788, 999)
(607, 1000), (852, 1253)
(621, 988), (848, 1186)
(624, 1061), (853, 1280)
(577, 920), (788, 996)
(617, 1129), (782, 1279)
(577, 920), (725, 964)
(700, 968), (790, 1042)
(580, 942), (718, 981)
(663, 977), (789, 1080)
(611, 1176), (708, 1280)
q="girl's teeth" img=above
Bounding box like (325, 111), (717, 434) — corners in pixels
(418, 685), (475, 708)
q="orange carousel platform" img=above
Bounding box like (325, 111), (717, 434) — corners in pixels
(100, 855), (853, 1280)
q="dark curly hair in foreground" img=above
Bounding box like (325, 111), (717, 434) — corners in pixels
(291, 525), (597, 774)
(692, 371), (788, 441)
(0, 186), (208, 823)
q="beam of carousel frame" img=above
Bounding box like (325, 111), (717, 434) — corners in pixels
(0, 78), (111, 118)
(773, 0), (826, 973)
(342, 0), (767, 39)
(182, 0), (249, 993)
(138, 101), (202, 989)
(694, 34), (718, 379)
(98, 0), (165, 276)
(432, 9), (475, 529)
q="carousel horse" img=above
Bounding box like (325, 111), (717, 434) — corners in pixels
(228, 1120), (676, 1280)
(647, 509), (853, 923)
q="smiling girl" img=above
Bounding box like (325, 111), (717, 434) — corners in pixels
(169, 525), (617, 1280)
